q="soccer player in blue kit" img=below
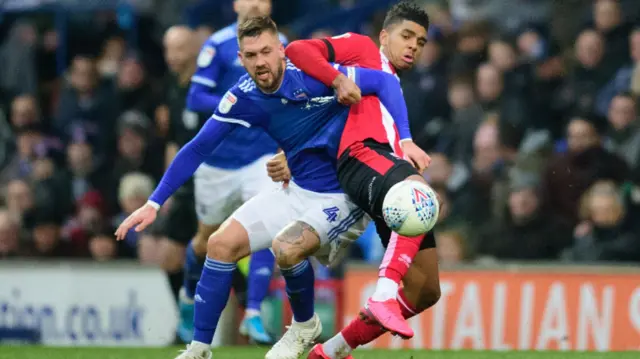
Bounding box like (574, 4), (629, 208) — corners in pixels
(115, 16), (411, 359)
(180, 0), (288, 344)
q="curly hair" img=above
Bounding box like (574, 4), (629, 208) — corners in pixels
(383, 1), (430, 31)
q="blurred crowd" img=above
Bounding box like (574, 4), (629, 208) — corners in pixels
(1, 0), (640, 272)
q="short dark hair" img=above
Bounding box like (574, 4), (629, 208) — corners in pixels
(237, 16), (278, 42)
(383, 1), (430, 32)
(614, 90), (636, 102)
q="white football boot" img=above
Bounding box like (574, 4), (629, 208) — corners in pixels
(265, 313), (323, 359)
(174, 343), (212, 359)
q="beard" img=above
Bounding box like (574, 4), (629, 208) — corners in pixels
(252, 62), (284, 93)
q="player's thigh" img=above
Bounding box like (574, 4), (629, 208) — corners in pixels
(239, 154), (280, 201)
(194, 164), (243, 226)
(231, 187), (299, 254)
(290, 187), (368, 266)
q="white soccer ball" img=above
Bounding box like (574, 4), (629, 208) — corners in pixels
(382, 180), (440, 236)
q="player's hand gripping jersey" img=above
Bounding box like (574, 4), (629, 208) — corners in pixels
(285, 33), (411, 156)
(149, 63), (408, 206)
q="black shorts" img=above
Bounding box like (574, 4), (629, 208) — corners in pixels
(337, 139), (436, 250)
(163, 187), (198, 245)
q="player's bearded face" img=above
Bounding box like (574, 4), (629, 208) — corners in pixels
(380, 20), (428, 71)
(239, 32), (285, 92)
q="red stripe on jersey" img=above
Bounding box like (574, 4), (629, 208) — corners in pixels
(338, 50), (403, 157)
(347, 141), (395, 175)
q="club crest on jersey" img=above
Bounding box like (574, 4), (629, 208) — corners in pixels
(197, 46), (215, 67)
(294, 89), (308, 99)
(218, 92), (237, 114)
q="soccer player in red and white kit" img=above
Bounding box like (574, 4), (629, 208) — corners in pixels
(283, 2), (440, 357)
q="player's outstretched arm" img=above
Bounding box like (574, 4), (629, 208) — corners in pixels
(285, 33), (378, 87)
(115, 118), (235, 240)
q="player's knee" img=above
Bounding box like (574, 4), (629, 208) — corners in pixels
(272, 240), (307, 268)
(271, 222), (321, 268)
(205, 220), (250, 262)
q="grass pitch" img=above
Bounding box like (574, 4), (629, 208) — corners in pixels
(0, 347), (638, 359)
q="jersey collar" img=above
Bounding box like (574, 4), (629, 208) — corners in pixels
(380, 50), (401, 80)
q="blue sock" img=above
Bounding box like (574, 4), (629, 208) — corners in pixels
(193, 257), (235, 344)
(280, 259), (315, 323)
(183, 242), (205, 299)
(246, 249), (275, 312)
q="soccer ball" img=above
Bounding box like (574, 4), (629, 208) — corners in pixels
(382, 180), (440, 236)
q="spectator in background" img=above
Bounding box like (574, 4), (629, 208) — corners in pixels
(559, 29), (615, 117)
(517, 28), (567, 137)
(543, 116), (629, 227)
(488, 36), (534, 106)
(442, 75), (483, 163)
(0, 123), (53, 187)
(476, 63), (503, 114)
(0, 210), (21, 258)
(597, 27), (640, 115)
(4, 179), (34, 223)
(64, 136), (105, 203)
(62, 190), (107, 256)
(565, 180), (640, 262)
(476, 170), (572, 260)
(605, 92), (640, 171)
(97, 36), (126, 79)
(449, 21), (490, 74)
(88, 230), (118, 261)
(54, 55), (117, 159)
(0, 21), (38, 98)
(115, 54), (159, 120)
(591, 0), (631, 72)
(112, 172), (156, 259)
(23, 205), (69, 257)
(403, 32), (450, 150)
(109, 110), (163, 209)
(10, 95), (40, 130)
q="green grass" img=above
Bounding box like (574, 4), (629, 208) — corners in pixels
(0, 347), (638, 359)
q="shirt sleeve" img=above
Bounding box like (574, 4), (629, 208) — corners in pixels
(187, 42), (223, 113)
(285, 33), (380, 86)
(149, 89), (265, 206)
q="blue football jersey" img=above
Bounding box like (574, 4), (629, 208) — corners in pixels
(149, 62), (409, 206)
(189, 23), (288, 169)
(213, 62), (349, 192)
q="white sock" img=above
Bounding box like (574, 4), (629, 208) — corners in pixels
(244, 308), (260, 318)
(322, 333), (352, 359)
(189, 341), (210, 352)
(371, 277), (399, 302)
